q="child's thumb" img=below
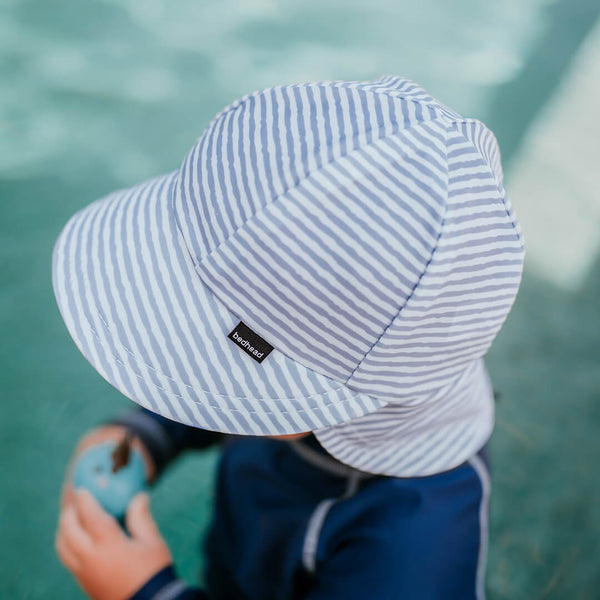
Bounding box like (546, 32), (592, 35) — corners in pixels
(126, 493), (161, 542)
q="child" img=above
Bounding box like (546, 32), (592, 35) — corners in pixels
(53, 76), (524, 600)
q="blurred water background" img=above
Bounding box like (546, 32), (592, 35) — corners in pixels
(1, 0), (599, 597)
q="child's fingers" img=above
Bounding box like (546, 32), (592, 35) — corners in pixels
(60, 482), (75, 510)
(126, 493), (162, 543)
(58, 504), (94, 557)
(55, 532), (82, 572)
(73, 488), (124, 542)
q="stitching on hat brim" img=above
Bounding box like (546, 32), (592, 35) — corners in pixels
(80, 305), (383, 415)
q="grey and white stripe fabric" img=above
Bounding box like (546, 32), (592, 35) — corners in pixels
(52, 76), (524, 477)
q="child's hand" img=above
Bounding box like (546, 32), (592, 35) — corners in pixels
(55, 488), (172, 600)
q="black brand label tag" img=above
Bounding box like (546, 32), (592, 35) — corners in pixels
(227, 321), (274, 364)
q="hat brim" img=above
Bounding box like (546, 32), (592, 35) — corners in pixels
(52, 171), (385, 435)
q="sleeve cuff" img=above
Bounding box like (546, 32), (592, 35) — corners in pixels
(128, 565), (180, 600)
(128, 565), (207, 600)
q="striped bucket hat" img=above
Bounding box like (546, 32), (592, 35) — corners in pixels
(52, 76), (524, 474)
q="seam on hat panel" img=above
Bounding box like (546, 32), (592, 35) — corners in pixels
(84, 310), (366, 413)
(342, 121), (451, 397)
(182, 117), (447, 266)
(448, 123), (525, 335)
(454, 120), (525, 253)
(337, 121), (522, 446)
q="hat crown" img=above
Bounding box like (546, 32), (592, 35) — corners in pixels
(173, 77), (524, 399)
(175, 77), (454, 257)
